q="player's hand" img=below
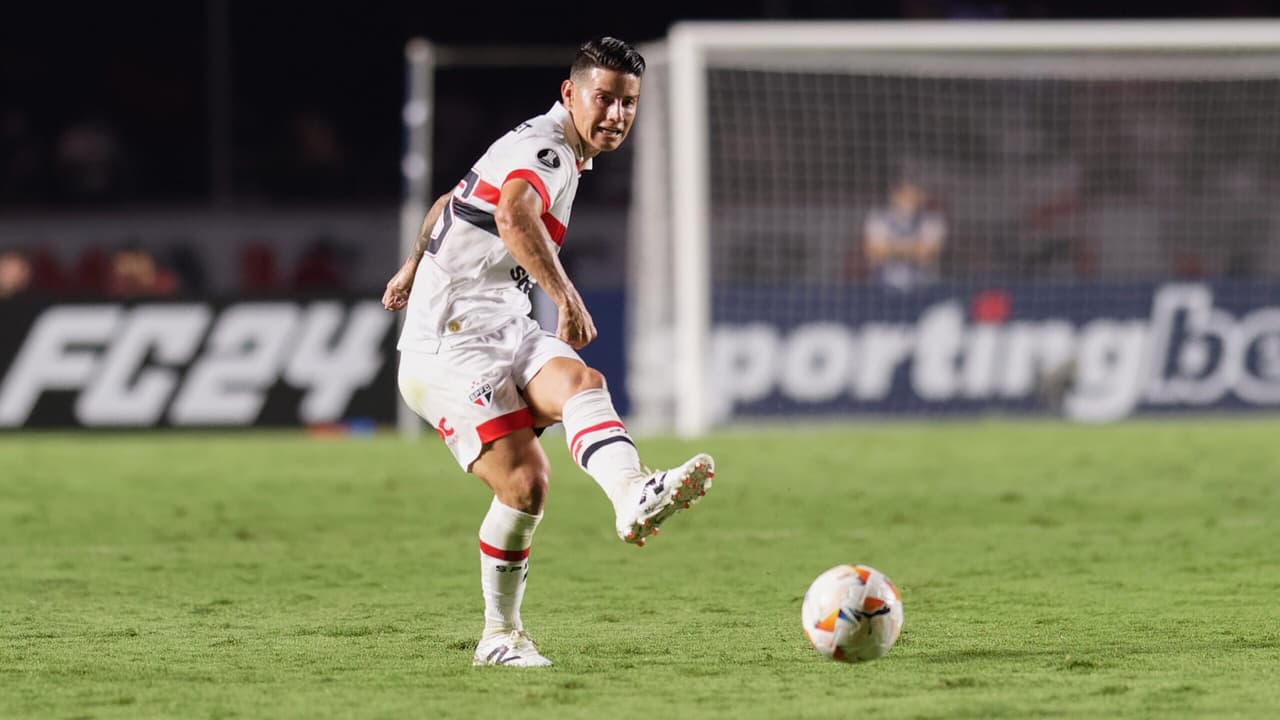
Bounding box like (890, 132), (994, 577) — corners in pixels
(557, 296), (597, 349)
(381, 261), (417, 311)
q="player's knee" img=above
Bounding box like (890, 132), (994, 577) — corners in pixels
(505, 462), (550, 514)
(572, 366), (607, 394)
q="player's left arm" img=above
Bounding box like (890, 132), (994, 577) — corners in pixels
(382, 191), (453, 311)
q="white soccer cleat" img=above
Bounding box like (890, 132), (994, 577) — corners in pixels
(616, 453), (715, 547)
(472, 629), (553, 667)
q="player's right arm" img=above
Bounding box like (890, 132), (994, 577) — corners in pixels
(863, 215), (894, 268)
(494, 179), (596, 349)
(382, 191), (453, 311)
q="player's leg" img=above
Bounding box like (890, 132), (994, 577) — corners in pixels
(397, 342), (551, 667)
(467, 430), (553, 667)
(522, 357), (642, 507)
(520, 350), (715, 548)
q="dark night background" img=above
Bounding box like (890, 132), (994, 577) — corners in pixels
(5, 0), (1279, 210)
(4, 1), (1280, 424)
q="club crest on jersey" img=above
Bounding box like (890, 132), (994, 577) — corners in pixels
(537, 148), (560, 169)
(469, 381), (494, 408)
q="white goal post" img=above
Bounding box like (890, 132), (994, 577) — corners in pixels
(629, 20), (1280, 438)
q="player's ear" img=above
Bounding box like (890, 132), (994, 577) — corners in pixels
(560, 79), (574, 106)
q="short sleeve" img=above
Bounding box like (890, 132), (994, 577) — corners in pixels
(494, 137), (574, 213)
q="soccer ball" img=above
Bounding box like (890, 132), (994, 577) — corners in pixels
(801, 564), (904, 662)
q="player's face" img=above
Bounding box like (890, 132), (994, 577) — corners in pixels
(561, 67), (641, 158)
(891, 183), (924, 213)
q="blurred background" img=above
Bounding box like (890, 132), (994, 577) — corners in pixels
(3, 1), (1280, 431)
(6, 1), (1278, 296)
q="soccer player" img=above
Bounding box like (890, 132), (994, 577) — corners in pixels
(381, 37), (714, 668)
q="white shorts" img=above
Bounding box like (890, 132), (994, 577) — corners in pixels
(397, 315), (581, 471)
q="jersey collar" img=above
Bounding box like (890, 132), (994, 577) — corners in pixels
(548, 102), (593, 172)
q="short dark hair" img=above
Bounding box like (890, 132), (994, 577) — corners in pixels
(571, 36), (645, 79)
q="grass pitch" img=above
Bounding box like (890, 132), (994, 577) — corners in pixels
(2, 420), (1279, 719)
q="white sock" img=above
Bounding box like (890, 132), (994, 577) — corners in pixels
(478, 497), (541, 635)
(562, 388), (646, 508)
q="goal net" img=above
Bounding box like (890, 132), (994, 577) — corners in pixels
(628, 21), (1280, 436)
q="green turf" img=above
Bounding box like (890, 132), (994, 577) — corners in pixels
(2, 420), (1279, 719)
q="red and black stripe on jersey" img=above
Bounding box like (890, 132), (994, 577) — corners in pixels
(441, 168), (567, 251)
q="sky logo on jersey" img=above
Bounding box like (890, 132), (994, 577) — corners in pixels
(469, 382), (494, 408)
(536, 148), (560, 169)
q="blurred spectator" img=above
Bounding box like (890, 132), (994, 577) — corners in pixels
(240, 242), (281, 292)
(293, 238), (345, 290)
(105, 246), (179, 297)
(0, 249), (33, 299)
(167, 244), (207, 292)
(74, 247), (111, 294)
(54, 114), (130, 201)
(1017, 170), (1086, 280)
(28, 248), (68, 293)
(862, 180), (947, 291)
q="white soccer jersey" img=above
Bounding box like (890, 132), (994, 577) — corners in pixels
(398, 103), (593, 352)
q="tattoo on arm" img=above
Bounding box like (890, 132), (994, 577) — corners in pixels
(409, 193), (452, 262)
(411, 228), (431, 261)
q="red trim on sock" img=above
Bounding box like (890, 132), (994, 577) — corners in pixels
(476, 408), (535, 445)
(569, 420), (626, 463)
(479, 539), (530, 561)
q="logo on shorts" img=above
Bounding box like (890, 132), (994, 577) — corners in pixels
(537, 148), (560, 169)
(469, 382), (494, 408)
(435, 418), (456, 441)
